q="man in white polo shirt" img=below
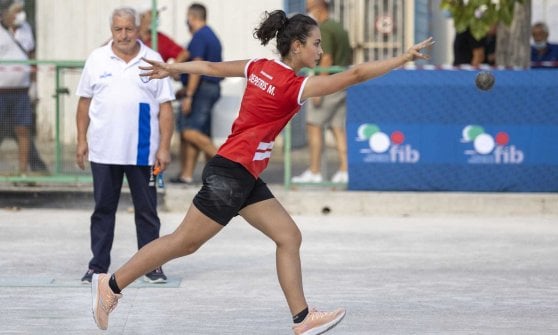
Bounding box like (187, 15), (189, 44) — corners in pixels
(75, 6), (175, 284)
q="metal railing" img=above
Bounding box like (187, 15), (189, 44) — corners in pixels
(0, 59), (350, 189)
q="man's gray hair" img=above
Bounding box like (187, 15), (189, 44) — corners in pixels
(110, 6), (140, 27)
(532, 21), (549, 34)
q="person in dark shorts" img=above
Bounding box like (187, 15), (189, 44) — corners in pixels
(90, 9), (434, 334)
(453, 28), (485, 66)
(172, 3), (222, 185)
(0, 0), (32, 174)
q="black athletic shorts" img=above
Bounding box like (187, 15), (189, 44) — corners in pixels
(192, 155), (274, 226)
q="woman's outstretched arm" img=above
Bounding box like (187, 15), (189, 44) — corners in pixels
(302, 37), (435, 100)
(140, 58), (249, 80)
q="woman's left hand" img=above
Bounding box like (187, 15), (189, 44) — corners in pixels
(405, 37), (435, 62)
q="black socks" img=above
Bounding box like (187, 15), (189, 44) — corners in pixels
(108, 274), (121, 294)
(293, 307), (309, 324)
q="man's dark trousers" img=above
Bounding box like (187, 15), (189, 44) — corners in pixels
(88, 162), (160, 273)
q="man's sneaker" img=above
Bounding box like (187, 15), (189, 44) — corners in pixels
(292, 170), (323, 183)
(331, 170), (348, 183)
(292, 308), (346, 335)
(91, 273), (122, 330)
(143, 267), (167, 283)
(81, 269), (96, 284)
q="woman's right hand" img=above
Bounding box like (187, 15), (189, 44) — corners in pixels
(140, 58), (173, 80)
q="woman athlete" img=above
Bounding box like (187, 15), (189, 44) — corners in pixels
(91, 9), (434, 335)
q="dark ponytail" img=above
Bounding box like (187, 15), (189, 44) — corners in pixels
(253, 10), (318, 58)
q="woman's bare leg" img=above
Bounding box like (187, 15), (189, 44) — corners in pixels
(113, 204), (223, 289)
(239, 198), (307, 315)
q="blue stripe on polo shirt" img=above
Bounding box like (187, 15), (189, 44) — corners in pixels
(136, 103), (151, 165)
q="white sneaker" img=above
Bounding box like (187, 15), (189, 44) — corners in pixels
(331, 170), (348, 183)
(91, 273), (122, 330)
(292, 169), (323, 183)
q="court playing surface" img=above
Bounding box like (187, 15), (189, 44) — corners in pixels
(0, 207), (557, 334)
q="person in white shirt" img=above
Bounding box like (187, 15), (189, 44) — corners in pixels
(0, 0), (49, 173)
(75, 6), (175, 284)
(0, 0), (32, 174)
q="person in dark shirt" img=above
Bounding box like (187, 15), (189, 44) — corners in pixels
(531, 22), (558, 68)
(171, 3), (222, 185)
(453, 28), (485, 66)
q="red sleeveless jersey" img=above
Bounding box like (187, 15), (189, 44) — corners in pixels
(217, 59), (308, 178)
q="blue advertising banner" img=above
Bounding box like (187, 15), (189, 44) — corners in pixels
(346, 70), (558, 192)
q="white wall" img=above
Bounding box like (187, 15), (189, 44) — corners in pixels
(36, 0), (283, 61)
(34, 0), (283, 144)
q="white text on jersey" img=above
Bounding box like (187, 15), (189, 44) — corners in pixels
(248, 73), (276, 96)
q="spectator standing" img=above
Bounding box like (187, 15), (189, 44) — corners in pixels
(453, 28), (486, 66)
(0, 0), (32, 174)
(9, 0), (48, 172)
(138, 5), (188, 64)
(292, 0), (351, 184)
(75, 7), (175, 284)
(530, 21), (558, 67)
(171, 3), (221, 185)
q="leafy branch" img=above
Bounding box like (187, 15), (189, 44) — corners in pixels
(440, 0), (525, 40)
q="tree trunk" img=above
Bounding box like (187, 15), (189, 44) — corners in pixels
(495, 0), (532, 68)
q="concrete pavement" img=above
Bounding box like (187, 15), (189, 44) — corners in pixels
(0, 206), (557, 334)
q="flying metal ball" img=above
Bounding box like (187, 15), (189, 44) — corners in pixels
(475, 71), (495, 91)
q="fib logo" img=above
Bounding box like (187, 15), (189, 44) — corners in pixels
(461, 125), (524, 164)
(357, 123), (419, 163)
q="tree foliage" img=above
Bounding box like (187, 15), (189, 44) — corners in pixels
(440, 0), (526, 40)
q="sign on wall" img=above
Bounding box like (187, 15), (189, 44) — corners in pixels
(347, 70), (558, 192)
